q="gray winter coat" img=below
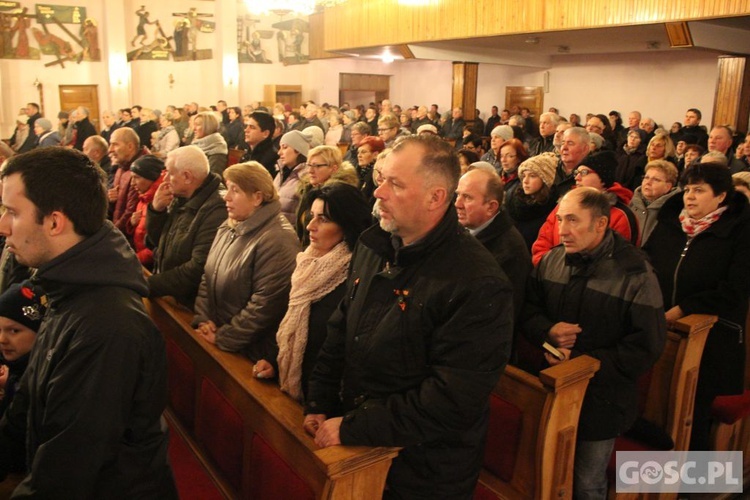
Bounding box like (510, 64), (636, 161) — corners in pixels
(193, 200), (299, 362)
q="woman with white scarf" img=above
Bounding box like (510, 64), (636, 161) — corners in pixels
(253, 183), (373, 402)
(191, 111), (228, 176)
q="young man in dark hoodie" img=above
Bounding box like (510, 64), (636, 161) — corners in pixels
(0, 147), (176, 498)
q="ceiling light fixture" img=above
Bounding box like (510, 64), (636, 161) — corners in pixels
(525, 36), (540, 45)
(244, 0), (345, 17)
(557, 45), (570, 53)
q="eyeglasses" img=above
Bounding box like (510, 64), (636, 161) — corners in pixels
(573, 168), (594, 177)
(643, 175), (667, 183)
(306, 163), (330, 169)
(377, 127), (395, 133)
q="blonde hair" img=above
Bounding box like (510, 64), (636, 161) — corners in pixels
(647, 133), (676, 159)
(307, 145), (343, 168)
(224, 161), (278, 203)
(195, 111), (220, 135)
(645, 159), (679, 185)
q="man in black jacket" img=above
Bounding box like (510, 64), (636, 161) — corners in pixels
(240, 111), (278, 177)
(455, 165), (531, 322)
(0, 147), (177, 498)
(72, 106), (97, 151)
(522, 187), (665, 499)
(305, 135), (513, 498)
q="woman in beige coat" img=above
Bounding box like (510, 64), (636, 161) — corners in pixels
(193, 161), (300, 362)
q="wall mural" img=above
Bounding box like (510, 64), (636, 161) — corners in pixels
(0, 1), (100, 65)
(237, 13), (309, 66)
(126, 6), (216, 62)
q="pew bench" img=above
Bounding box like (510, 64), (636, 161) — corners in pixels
(608, 314), (716, 500)
(146, 296), (399, 500)
(709, 306), (750, 497)
(475, 355), (600, 499)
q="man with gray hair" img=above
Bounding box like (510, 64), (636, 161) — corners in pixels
(528, 112), (559, 157)
(146, 145), (226, 308)
(555, 127), (591, 197)
(73, 106), (97, 151)
(83, 135), (113, 187)
(306, 135), (513, 498)
(708, 125), (745, 173)
(456, 163), (531, 321)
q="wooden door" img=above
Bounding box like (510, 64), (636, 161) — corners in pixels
(59, 85), (100, 132)
(505, 86), (543, 119)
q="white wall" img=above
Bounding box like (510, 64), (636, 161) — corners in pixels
(542, 51), (718, 128)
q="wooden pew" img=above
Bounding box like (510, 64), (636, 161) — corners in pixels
(476, 355), (600, 499)
(608, 314), (716, 500)
(146, 296), (399, 500)
(710, 306), (750, 497)
(227, 148), (245, 167)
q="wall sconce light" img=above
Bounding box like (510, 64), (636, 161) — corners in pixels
(32, 77), (41, 88)
(168, 74), (175, 88)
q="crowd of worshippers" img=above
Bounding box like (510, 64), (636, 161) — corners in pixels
(1, 98), (750, 499)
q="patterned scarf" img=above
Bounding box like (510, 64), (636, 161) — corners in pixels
(679, 206), (728, 238)
(277, 242), (351, 402)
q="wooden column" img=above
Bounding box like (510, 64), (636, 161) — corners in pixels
(713, 56), (750, 134)
(452, 62), (478, 121)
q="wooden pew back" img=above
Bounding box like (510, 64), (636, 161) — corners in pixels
(146, 296), (398, 500)
(476, 355), (600, 499)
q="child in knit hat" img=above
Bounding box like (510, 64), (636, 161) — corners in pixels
(0, 281), (45, 418)
(508, 152), (560, 250)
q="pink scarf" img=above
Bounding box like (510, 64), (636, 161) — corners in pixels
(679, 206), (728, 238)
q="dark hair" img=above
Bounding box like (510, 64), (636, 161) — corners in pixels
(230, 106), (241, 116)
(131, 105), (142, 112)
(457, 148), (480, 165)
(2, 148), (107, 236)
(309, 183), (372, 251)
(609, 110), (623, 128)
(27, 103), (39, 111)
(687, 108), (702, 120)
(680, 162), (734, 205)
(515, 182), (552, 205)
(250, 111), (275, 133)
(393, 135), (460, 195)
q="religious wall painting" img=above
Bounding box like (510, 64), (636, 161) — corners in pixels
(236, 14), (309, 65)
(0, 2), (101, 65)
(127, 6), (215, 62)
(237, 15), (272, 64)
(274, 18), (309, 66)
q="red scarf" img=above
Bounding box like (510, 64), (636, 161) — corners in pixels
(679, 206), (728, 238)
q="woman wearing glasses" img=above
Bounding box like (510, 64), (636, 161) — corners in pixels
(628, 160), (681, 245)
(295, 145), (359, 245)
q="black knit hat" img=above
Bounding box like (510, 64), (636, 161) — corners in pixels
(0, 281), (45, 332)
(131, 155), (164, 181)
(580, 150), (618, 188)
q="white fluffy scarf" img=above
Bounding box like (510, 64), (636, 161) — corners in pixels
(277, 241), (351, 401)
